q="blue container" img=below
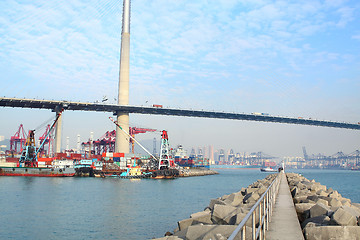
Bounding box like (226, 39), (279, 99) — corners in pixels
(113, 157), (121, 162)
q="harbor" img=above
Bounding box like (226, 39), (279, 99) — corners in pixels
(1, 169), (359, 239)
(1, 0), (360, 239)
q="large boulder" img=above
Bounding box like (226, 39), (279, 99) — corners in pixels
(243, 192), (260, 204)
(309, 203), (331, 218)
(331, 207), (358, 226)
(178, 218), (194, 231)
(304, 226), (360, 240)
(208, 198), (226, 210)
(212, 204), (239, 224)
(185, 225), (239, 240)
(190, 210), (213, 224)
(294, 195), (308, 204)
(223, 192), (244, 207)
(295, 203), (316, 223)
(301, 215), (331, 228)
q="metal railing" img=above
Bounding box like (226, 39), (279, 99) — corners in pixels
(228, 172), (282, 240)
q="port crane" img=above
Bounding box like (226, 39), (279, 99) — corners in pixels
(38, 124), (55, 156)
(9, 124), (27, 154)
(108, 117), (158, 160)
(82, 127), (156, 155)
(19, 109), (63, 167)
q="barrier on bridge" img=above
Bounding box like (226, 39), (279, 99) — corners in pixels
(228, 172), (281, 240)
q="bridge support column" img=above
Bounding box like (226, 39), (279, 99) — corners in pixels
(116, 112), (129, 153)
(54, 108), (63, 154)
(115, 0), (131, 153)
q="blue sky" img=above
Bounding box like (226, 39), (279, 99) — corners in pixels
(0, 0), (359, 157)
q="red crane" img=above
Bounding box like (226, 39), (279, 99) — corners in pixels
(38, 124), (54, 157)
(9, 124), (27, 154)
(82, 127), (156, 155)
(129, 127), (157, 153)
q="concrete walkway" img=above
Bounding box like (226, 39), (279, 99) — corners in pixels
(267, 172), (304, 240)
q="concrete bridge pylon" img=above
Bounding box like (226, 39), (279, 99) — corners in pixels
(116, 0), (131, 153)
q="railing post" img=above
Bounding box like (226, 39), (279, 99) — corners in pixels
(266, 193), (269, 230)
(252, 211), (256, 240)
(242, 225), (246, 240)
(263, 197), (266, 239)
(259, 201), (262, 240)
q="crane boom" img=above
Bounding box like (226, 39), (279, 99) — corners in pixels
(109, 117), (158, 160)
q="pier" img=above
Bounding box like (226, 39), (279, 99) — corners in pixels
(155, 171), (360, 239)
(267, 172), (304, 239)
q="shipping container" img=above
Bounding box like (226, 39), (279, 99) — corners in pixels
(6, 157), (19, 163)
(55, 153), (67, 159)
(113, 152), (125, 158)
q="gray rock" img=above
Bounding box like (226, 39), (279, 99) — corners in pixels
(185, 225), (238, 240)
(290, 186), (298, 197)
(224, 212), (248, 225)
(316, 190), (328, 197)
(220, 194), (230, 200)
(328, 198), (342, 208)
(342, 206), (360, 218)
(223, 192), (244, 207)
(331, 207), (358, 226)
(212, 204), (238, 224)
(177, 218), (194, 231)
(309, 203), (331, 218)
(301, 215), (331, 229)
(341, 200), (351, 207)
(243, 192), (260, 204)
(294, 195), (308, 204)
(208, 198), (226, 210)
(307, 195), (319, 202)
(245, 187), (258, 195)
(304, 226), (360, 240)
(352, 203), (360, 210)
(152, 236), (184, 240)
(190, 210), (213, 224)
(316, 198), (329, 206)
(328, 191), (340, 199)
(295, 203), (315, 222)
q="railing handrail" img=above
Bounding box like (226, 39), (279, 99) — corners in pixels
(228, 172), (282, 240)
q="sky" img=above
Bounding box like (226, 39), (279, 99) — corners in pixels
(0, 0), (360, 157)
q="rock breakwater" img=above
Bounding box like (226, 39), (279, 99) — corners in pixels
(287, 173), (360, 240)
(180, 168), (218, 177)
(154, 173), (278, 240)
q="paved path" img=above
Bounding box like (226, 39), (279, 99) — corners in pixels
(267, 172), (304, 240)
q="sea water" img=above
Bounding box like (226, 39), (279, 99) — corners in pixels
(0, 169), (359, 239)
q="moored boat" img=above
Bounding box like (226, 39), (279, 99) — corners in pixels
(260, 167), (278, 172)
(0, 166), (75, 177)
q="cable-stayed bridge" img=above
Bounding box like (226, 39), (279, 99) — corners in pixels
(1, 97), (359, 130)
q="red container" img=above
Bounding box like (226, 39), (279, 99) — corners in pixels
(113, 153), (125, 158)
(6, 157), (19, 163)
(55, 153), (67, 159)
(70, 153), (82, 159)
(38, 157), (53, 162)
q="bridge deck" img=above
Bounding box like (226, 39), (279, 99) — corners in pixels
(267, 172), (304, 240)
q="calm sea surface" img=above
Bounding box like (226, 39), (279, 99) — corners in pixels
(0, 168), (359, 239)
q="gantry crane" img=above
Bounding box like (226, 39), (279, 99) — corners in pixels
(9, 124), (27, 154)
